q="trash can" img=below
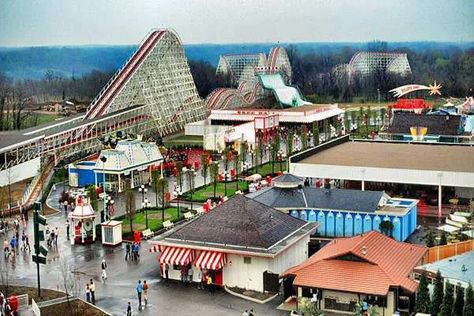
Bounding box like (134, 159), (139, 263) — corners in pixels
(8, 295), (18, 311)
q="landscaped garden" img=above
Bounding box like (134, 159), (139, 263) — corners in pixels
(118, 207), (183, 233)
(182, 180), (249, 202)
(247, 160), (287, 177)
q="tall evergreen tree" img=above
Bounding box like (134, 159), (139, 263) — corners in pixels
(465, 283), (474, 316)
(431, 270), (444, 316)
(452, 284), (464, 316)
(439, 281), (454, 316)
(439, 232), (448, 246)
(416, 273), (431, 313)
(425, 229), (435, 247)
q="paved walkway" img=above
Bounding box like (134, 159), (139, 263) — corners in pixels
(1, 208), (286, 316)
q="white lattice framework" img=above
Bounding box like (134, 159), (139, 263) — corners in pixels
(85, 28), (206, 135)
(208, 47), (293, 110)
(1, 28), (207, 171)
(348, 52), (412, 76)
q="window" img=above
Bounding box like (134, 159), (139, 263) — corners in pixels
(244, 257), (252, 264)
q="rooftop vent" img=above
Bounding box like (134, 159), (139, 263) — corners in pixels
(361, 246), (368, 256)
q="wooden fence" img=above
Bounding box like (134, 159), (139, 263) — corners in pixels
(426, 240), (474, 263)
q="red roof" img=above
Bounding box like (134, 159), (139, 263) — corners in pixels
(283, 231), (427, 296)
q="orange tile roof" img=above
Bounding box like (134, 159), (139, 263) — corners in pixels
(283, 231), (427, 295)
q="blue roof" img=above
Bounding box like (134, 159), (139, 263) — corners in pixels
(248, 187), (384, 213)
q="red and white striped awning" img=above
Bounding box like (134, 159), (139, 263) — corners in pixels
(159, 247), (194, 266)
(194, 251), (226, 270)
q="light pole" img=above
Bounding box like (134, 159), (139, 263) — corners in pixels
(100, 156), (107, 222)
(142, 197), (151, 229)
(223, 170), (228, 196)
(138, 184), (148, 227)
(105, 195), (114, 222)
(249, 147), (255, 172)
(183, 167), (197, 211)
(174, 186), (182, 218)
(278, 150), (283, 173)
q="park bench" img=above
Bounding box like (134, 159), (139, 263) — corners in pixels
(195, 208), (205, 215)
(184, 212), (194, 220)
(142, 229), (153, 239)
(163, 220), (174, 230)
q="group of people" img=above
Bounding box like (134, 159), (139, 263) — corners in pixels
(2, 217), (30, 258)
(84, 279), (97, 304)
(45, 225), (59, 248)
(241, 309), (256, 316)
(124, 242), (141, 261)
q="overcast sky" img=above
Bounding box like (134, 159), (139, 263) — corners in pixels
(0, 0), (473, 46)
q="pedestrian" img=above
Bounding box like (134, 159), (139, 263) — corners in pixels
(143, 280), (149, 307)
(55, 227), (59, 246)
(197, 269), (203, 290)
(207, 275), (213, 294)
(125, 243), (131, 261)
(126, 302), (132, 316)
(89, 279), (95, 303)
(136, 280), (143, 309)
(164, 263), (169, 280)
(50, 230), (55, 248)
(3, 239), (9, 257)
(242, 310), (249, 316)
(25, 234), (31, 252)
(66, 220), (70, 240)
(101, 259), (107, 281)
(187, 266), (193, 284)
(85, 283), (91, 302)
(10, 236), (17, 255)
(249, 309), (255, 316)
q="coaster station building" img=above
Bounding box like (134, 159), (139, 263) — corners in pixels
(288, 135), (474, 219)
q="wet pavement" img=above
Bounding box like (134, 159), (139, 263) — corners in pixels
(1, 203), (286, 316)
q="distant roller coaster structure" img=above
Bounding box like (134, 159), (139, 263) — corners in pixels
(206, 47), (310, 110)
(0, 28), (206, 198)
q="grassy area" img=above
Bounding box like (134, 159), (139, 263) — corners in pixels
(247, 160), (287, 177)
(22, 113), (60, 129)
(120, 207), (183, 233)
(183, 181), (249, 202)
(165, 135), (203, 147)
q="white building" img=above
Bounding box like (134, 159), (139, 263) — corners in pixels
(149, 194), (316, 292)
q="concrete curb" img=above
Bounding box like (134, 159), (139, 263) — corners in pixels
(44, 181), (67, 216)
(224, 286), (278, 305)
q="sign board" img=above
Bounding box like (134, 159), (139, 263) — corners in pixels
(32, 254), (47, 265)
(254, 114), (279, 130)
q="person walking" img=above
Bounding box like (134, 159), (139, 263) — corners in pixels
(101, 259), (107, 281)
(143, 280), (149, 307)
(125, 243), (131, 261)
(126, 302), (132, 316)
(197, 269), (203, 290)
(207, 275), (213, 294)
(136, 280), (143, 309)
(164, 263), (169, 280)
(85, 283), (91, 302)
(241, 310), (249, 316)
(66, 220), (70, 240)
(187, 266), (193, 284)
(3, 239), (9, 258)
(54, 227), (59, 247)
(249, 309), (255, 316)
(89, 279), (95, 303)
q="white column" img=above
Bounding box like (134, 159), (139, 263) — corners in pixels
(81, 222), (85, 243)
(362, 180), (365, 191)
(130, 170), (135, 189)
(92, 218), (96, 242)
(438, 184), (442, 222)
(118, 174), (122, 192)
(94, 172), (98, 188)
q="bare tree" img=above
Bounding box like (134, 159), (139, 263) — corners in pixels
(0, 258), (11, 298)
(59, 258), (81, 316)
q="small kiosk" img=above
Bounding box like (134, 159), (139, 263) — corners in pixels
(101, 220), (123, 246)
(69, 196), (97, 244)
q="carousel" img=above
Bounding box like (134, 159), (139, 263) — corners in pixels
(69, 195), (97, 244)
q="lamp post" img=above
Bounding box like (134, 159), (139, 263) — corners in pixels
(100, 156), (107, 222)
(278, 150), (283, 173)
(174, 186), (182, 218)
(142, 197), (151, 229)
(249, 147), (255, 172)
(138, 184), (148, 228)
(105, 195), (114, 222)
(183, 167), (197, 211)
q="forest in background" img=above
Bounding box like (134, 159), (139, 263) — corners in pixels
(0, 41), (473, 131)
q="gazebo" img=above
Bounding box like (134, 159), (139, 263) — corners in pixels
(69, 195), (97, 244)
